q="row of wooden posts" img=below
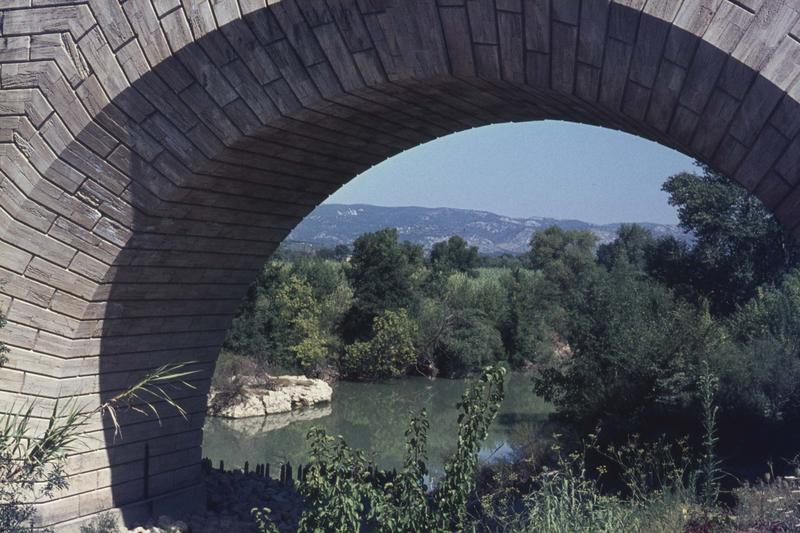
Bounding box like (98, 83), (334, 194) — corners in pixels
(203, 457), (309, 484)
(202, 457), (397, 485)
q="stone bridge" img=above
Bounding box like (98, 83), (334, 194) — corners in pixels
(2, 0), (800, 529)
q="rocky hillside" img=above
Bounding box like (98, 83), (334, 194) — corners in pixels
(288, 204), (690, 255)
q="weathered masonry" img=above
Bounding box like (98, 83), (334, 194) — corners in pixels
(2, 0), (800, 529)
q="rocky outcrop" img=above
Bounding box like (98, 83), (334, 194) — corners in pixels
(208, 376), (332, 419)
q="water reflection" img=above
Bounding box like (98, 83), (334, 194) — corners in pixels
(202, 373), (553, 473)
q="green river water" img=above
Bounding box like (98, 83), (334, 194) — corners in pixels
(202, 373), (553, 474)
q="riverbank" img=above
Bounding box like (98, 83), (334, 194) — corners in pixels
(118, 451), (800, 533)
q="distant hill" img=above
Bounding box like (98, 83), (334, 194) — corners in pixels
(287, 204), (691, 256)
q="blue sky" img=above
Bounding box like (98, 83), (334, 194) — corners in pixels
(324, 120), (697, 225)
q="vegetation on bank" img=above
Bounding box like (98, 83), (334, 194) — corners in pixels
(248, 365), (799, 533)
(225, 165), (800, 451)
(230, 163), (800, 531)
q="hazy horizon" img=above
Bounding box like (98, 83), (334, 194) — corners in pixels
(324, 121), (696, 226)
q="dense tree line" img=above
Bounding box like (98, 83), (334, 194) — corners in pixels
(224, 164), (800, 461)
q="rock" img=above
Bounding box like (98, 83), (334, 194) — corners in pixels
(208, 375), (332, 419)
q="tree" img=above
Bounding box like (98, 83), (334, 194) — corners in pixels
(344, 229), (419, 341)
(224, 263), (291, 361)
(342, 309), (418, 380)
(433, 309), (505, 378)
(534, 268), (720, 435)
(727, 268), (800, 350)
(658, 165), (799, 313)
(445, 271), (508, 328)
(430, 236), (479, 274)
(528, 226), (598, 289)
(223, 264), (333, 372)
(500, 269), (558, 367)
(476, 253), (525, 269)
(714, 269), (800, 425)
(528, 226), (603, 348)
(290, 319), (330, 375)
(273, 274), (330, 373)
(291, 258), (353, 333)
(645, 235), (695, 297)
(597, 224), (656, 272)
(315, 244), (351, 261)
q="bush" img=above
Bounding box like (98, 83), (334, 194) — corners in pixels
(713, 270), (800, 426)
(212, 351), (272, 389)
(341, 309), (417, 380)
(713, 338), (800, 425)
(479, 362), (729, 533)
(434, 310), (506, 378)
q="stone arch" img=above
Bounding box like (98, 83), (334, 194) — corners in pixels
(2, 0), (800, 529)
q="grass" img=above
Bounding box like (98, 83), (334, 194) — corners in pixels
(732, 472), (800, 532)
(477, 434), (700, 533)
(208, 351), (278, 416)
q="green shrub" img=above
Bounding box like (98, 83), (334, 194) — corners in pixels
(715, 270), (800, 426)
(341, 309), (417, 379)
(511, 458), (644, 532)
(208, 352), (277, 415)
(479, 364), (729, 533)
(433, 310), (506, 377)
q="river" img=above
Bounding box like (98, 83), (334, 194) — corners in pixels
(202, 372), (553, 474)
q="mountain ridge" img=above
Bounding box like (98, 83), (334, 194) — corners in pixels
(287, 204), (690, 255)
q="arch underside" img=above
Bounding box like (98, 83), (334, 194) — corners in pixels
(2, 0), (800, 528)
